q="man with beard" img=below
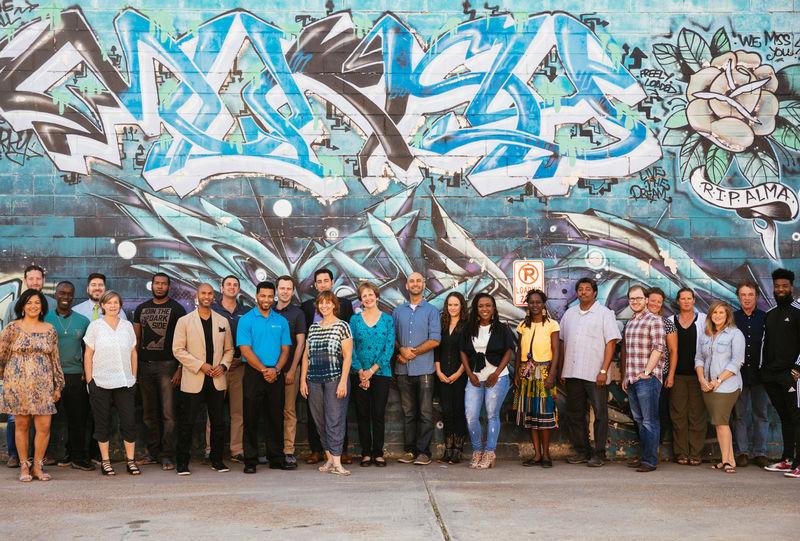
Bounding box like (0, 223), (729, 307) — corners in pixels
(761, 268), (800, 478)
(392, 272), (441, 465)
(237, 281), (291, 473)
(133, 273), (186, 470)
(74, 273), (129, 321)
(173, 283), (234, 475)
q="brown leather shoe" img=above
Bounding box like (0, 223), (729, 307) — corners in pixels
(735, 454), (749, 467)
(305, 452), (322, 465)
(341, 453), (353, 465)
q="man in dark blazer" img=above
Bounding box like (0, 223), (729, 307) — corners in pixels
(300, 268), (354, 464)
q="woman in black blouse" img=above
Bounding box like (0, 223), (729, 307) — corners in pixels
(434, 292), (468, 464)
(460, 293), (516, 469)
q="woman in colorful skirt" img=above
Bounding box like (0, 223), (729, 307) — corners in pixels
(515, 289), (560, 468)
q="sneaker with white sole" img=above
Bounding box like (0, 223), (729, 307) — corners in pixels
(397, 452), (416, 464)
(784, 466), (800, 478)
(413, 453), (432, 465)
(764, 459), (793, 472)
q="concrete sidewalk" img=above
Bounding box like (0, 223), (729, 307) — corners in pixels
(1, 460), (796, 540)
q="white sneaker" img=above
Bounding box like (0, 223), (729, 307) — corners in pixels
(784, 466), (800, 478)
(764, 459), (793, 472)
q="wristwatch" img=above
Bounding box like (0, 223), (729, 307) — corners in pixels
(599, 369), (607, 375)
(643, 370), (651, 377)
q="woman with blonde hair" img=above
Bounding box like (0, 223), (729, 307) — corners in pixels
(84, 291), (140, 476)
(695, 301), (745, 474)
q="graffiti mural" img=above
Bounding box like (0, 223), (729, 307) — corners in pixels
(1, 0), (798, 454)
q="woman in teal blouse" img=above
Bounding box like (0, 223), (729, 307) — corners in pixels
(350, 282), (395, 467)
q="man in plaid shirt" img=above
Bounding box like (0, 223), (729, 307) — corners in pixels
(622, 285), (666, 472)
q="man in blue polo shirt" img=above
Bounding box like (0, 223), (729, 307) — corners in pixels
(237, 281), (291, 473)
(392, 272), (441, 465)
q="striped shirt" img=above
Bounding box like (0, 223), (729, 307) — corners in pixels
(306, 320), (352, 383)
(623, 310), (666, 383)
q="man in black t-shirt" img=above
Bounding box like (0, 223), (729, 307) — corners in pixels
(762, 268), (800, 478)
(133, 273), (187, 470)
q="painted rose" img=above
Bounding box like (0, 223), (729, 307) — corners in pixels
(686, 50), (779, 152)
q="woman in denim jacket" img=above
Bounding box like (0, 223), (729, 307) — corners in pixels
(695, 301), (745, 473)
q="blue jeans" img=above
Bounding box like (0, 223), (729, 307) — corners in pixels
(628, 377), (662, 467)
(6, 414), (17, 459)
(465, 376), (510, 453)
(733, 383), (770, 457)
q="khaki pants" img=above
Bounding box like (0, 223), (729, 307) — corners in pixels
(669, 374), (707, 459)
(205, 362), (244, 456)
(283, 372), (300, 454)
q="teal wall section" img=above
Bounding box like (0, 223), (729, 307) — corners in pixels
(0, 0), (796, 457)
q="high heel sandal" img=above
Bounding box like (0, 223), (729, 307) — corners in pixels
(476, 450), (496, 469)
(100, 459), (116, 476)
(19, 459), (32, 482)
(469, 451), (483, 469)
(32, 460), (52, 481)
(126, 460), (141, 476)
(330, 464), (351, 476)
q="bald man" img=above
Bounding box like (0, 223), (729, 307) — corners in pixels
(172, 284), (234, 475)
(392, 272), (441, 465)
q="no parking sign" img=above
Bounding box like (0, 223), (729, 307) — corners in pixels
(513, 260), (544, 306)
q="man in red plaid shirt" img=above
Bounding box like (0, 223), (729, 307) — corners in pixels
(621, 285), (665, 472)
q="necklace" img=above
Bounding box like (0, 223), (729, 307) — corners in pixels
(54, 313), (73, 335)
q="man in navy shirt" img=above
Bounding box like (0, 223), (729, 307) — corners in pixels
(237, 281), (291, 473)
(732, 280), (770, 468)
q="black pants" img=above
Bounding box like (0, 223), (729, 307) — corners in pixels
(351, 374), (391, 457)
(177, 377), (226, 465)
(396, 374), (435, 456)
(138, 360), (178, 460)
(88, 381), (137, 443)
(243, 365), (284, 467)
(565, 378), (609, 458)
(764, 381), (800, 467)
(306, 396), (349, 454)
(438, 375), (468, 439)
(56, 374), (91, 461)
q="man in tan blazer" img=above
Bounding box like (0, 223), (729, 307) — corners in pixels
(172, 283), (234, 475)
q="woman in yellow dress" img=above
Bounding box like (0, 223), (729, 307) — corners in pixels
(515, 289), (560, 468)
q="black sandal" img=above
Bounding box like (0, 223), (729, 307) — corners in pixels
(100, 460), (116, 476)
(373, 456), (386, 467)
(360, 456), (372, 467)
(126, 460), (141, 476)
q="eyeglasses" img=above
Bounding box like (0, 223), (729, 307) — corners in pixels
(628, 296), (646, 301)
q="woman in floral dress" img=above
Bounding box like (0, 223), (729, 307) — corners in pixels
(0, 289), (64, 482)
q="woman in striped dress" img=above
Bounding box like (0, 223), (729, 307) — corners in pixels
(515, 289), (560, 468)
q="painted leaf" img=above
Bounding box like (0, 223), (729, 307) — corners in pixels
(772, 121), (800, 151)
(664, 109), (688, 129)
(734, 146), (780, 186)
(679, 133), (706, 182)
(662, 128), (690, 147)
(710, 28), (731, 56)
(778, 100), (800, 127)
(652, 43), (682, 74)
(704, 145), (732, 184)
(776, 65), (800, 97)
(678, 29), (711, 73)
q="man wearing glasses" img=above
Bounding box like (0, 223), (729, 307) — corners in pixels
(621, 285), (666, 472)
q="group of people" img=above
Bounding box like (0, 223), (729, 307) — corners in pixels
(1, 264), (799, 483)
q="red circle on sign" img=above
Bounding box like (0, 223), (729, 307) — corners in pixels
(517, 263), (539, 284)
